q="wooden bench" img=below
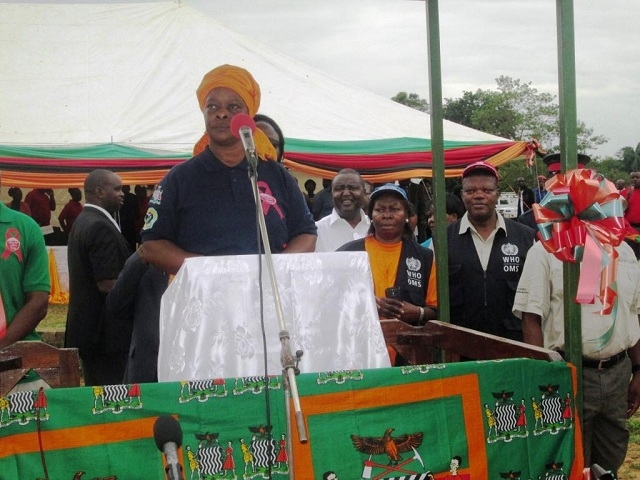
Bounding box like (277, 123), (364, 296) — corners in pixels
(0, 341), (81, 396)
(381, 319), (562, 365)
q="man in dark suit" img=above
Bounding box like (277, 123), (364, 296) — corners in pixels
(516, 177), (535, 217)
(105, 251), (168, 383)
(65, 169), (132, 386)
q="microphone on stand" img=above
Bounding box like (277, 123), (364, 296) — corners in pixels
(230, 112), (260, 173)
(153, 415), (184, 480)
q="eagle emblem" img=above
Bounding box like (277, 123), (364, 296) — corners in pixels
(350, 428), (423, 465)
(248, 424), (273, 438)
(194, 431), (219, 446)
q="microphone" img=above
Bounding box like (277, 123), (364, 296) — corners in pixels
(230, 112), (259, 171)
(153, 415), (184, 480)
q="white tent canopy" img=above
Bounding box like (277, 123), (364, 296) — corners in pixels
(0, 1), (504, 153)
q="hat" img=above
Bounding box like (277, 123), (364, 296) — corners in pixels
(537, 175), (547, 181)
(369, 183), (409, 203)
(462, 161), (499, 179)
(543, 153), (591, 174)
(196, 64), (261, 116)
(192, 64), (276, 160)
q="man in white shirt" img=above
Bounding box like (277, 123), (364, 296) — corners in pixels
(315, 169), (370, 252)
(513, 240), (640, 476)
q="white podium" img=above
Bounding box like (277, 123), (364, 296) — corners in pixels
(157, 252), (390, 381)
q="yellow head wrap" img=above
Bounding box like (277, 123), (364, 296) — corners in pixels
(196, 64), (261, 116)
(194, 64), (276, 160)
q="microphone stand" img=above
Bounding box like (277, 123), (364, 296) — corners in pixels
(245, 149), (308, 448)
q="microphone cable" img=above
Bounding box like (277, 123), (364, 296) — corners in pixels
(36, 387), (50, 480)
(252, 171), (274, 479)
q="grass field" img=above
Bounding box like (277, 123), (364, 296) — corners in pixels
(621, 415), (640, 479)
(39, 303), (67, 330)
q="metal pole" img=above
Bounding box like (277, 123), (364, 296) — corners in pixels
(246, 152), (308, 450)
(556, 0), (583, 417)
(425, 0), (450, 329)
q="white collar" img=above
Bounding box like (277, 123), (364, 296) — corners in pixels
(84, 203), (121, 232)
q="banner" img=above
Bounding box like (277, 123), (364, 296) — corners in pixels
(0, 359), (580, 479)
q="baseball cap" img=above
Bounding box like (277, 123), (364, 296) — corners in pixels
(462, 161), (499, 179)
(369, 183), (409, 203)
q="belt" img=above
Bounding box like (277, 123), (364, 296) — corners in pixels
(582, 351), (627, 370)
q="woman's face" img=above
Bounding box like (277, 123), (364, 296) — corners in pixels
(371, 193), (407, 242)
(203, 87), (249, 146)
(256, 121), (282, 160)
(427, 205), (435, 230)
(428, 207), (458, 230)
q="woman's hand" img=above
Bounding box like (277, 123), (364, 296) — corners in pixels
(376, 296), (404, 320)
(377, 297), (435, 326)
(397, 302), (426, 326)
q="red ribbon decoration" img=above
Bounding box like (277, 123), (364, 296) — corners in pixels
(532, 169), (628, 314)
(2, 227), (23, 262)
(525, 139), (545, 168)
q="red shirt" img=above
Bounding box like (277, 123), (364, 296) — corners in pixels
(58, 200), (83, 233)
(24, 189), (52, 226)
(623, 188), (640, 225)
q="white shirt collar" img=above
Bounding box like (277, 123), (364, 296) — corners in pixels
(84, 203), (121, 232)
(459, 210), (506, 235)
(326, 208), (368, 227)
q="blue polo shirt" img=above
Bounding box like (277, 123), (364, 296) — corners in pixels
(141, 149), (316, 255)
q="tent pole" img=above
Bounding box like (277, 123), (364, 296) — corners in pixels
(425, 1), (450, 352)
(556, 0), (583, 419)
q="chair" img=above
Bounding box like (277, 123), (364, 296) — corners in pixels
(381, 319), (563, 364)
(0, 341), (81, 396)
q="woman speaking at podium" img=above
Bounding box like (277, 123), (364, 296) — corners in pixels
(139, 64), (317, 274)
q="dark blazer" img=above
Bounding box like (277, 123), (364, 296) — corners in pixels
(65, 206), (132, 357)
(105, 252), (168, 383)
(517, 186), (535, 216)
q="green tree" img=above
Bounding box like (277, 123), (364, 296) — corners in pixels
(496, 158), (547, 195)
(619, 143), (640, 171)
(391, 91), (429, 113)
(590, 156), (630, 185)
(439, 90), (487, 128)
(442, 76), (607, 155)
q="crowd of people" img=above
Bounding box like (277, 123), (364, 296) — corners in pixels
(3, 184), (152, 247)
(2, 63), (640, 476)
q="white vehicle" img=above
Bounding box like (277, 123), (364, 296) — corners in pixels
(496, 192), (518, 219)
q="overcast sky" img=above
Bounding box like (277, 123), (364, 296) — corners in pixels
(8, 0), (640, 158)
(190, 0), (639, 159)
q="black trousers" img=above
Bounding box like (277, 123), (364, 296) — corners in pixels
(80, 351), (128, 386)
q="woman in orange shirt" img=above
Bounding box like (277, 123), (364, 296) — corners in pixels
(338, 183), (437, 326)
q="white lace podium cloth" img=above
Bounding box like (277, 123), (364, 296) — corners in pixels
(158, 252), (390, 381)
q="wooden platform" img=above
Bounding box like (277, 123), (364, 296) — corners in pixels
(381, 319), (563, 365)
